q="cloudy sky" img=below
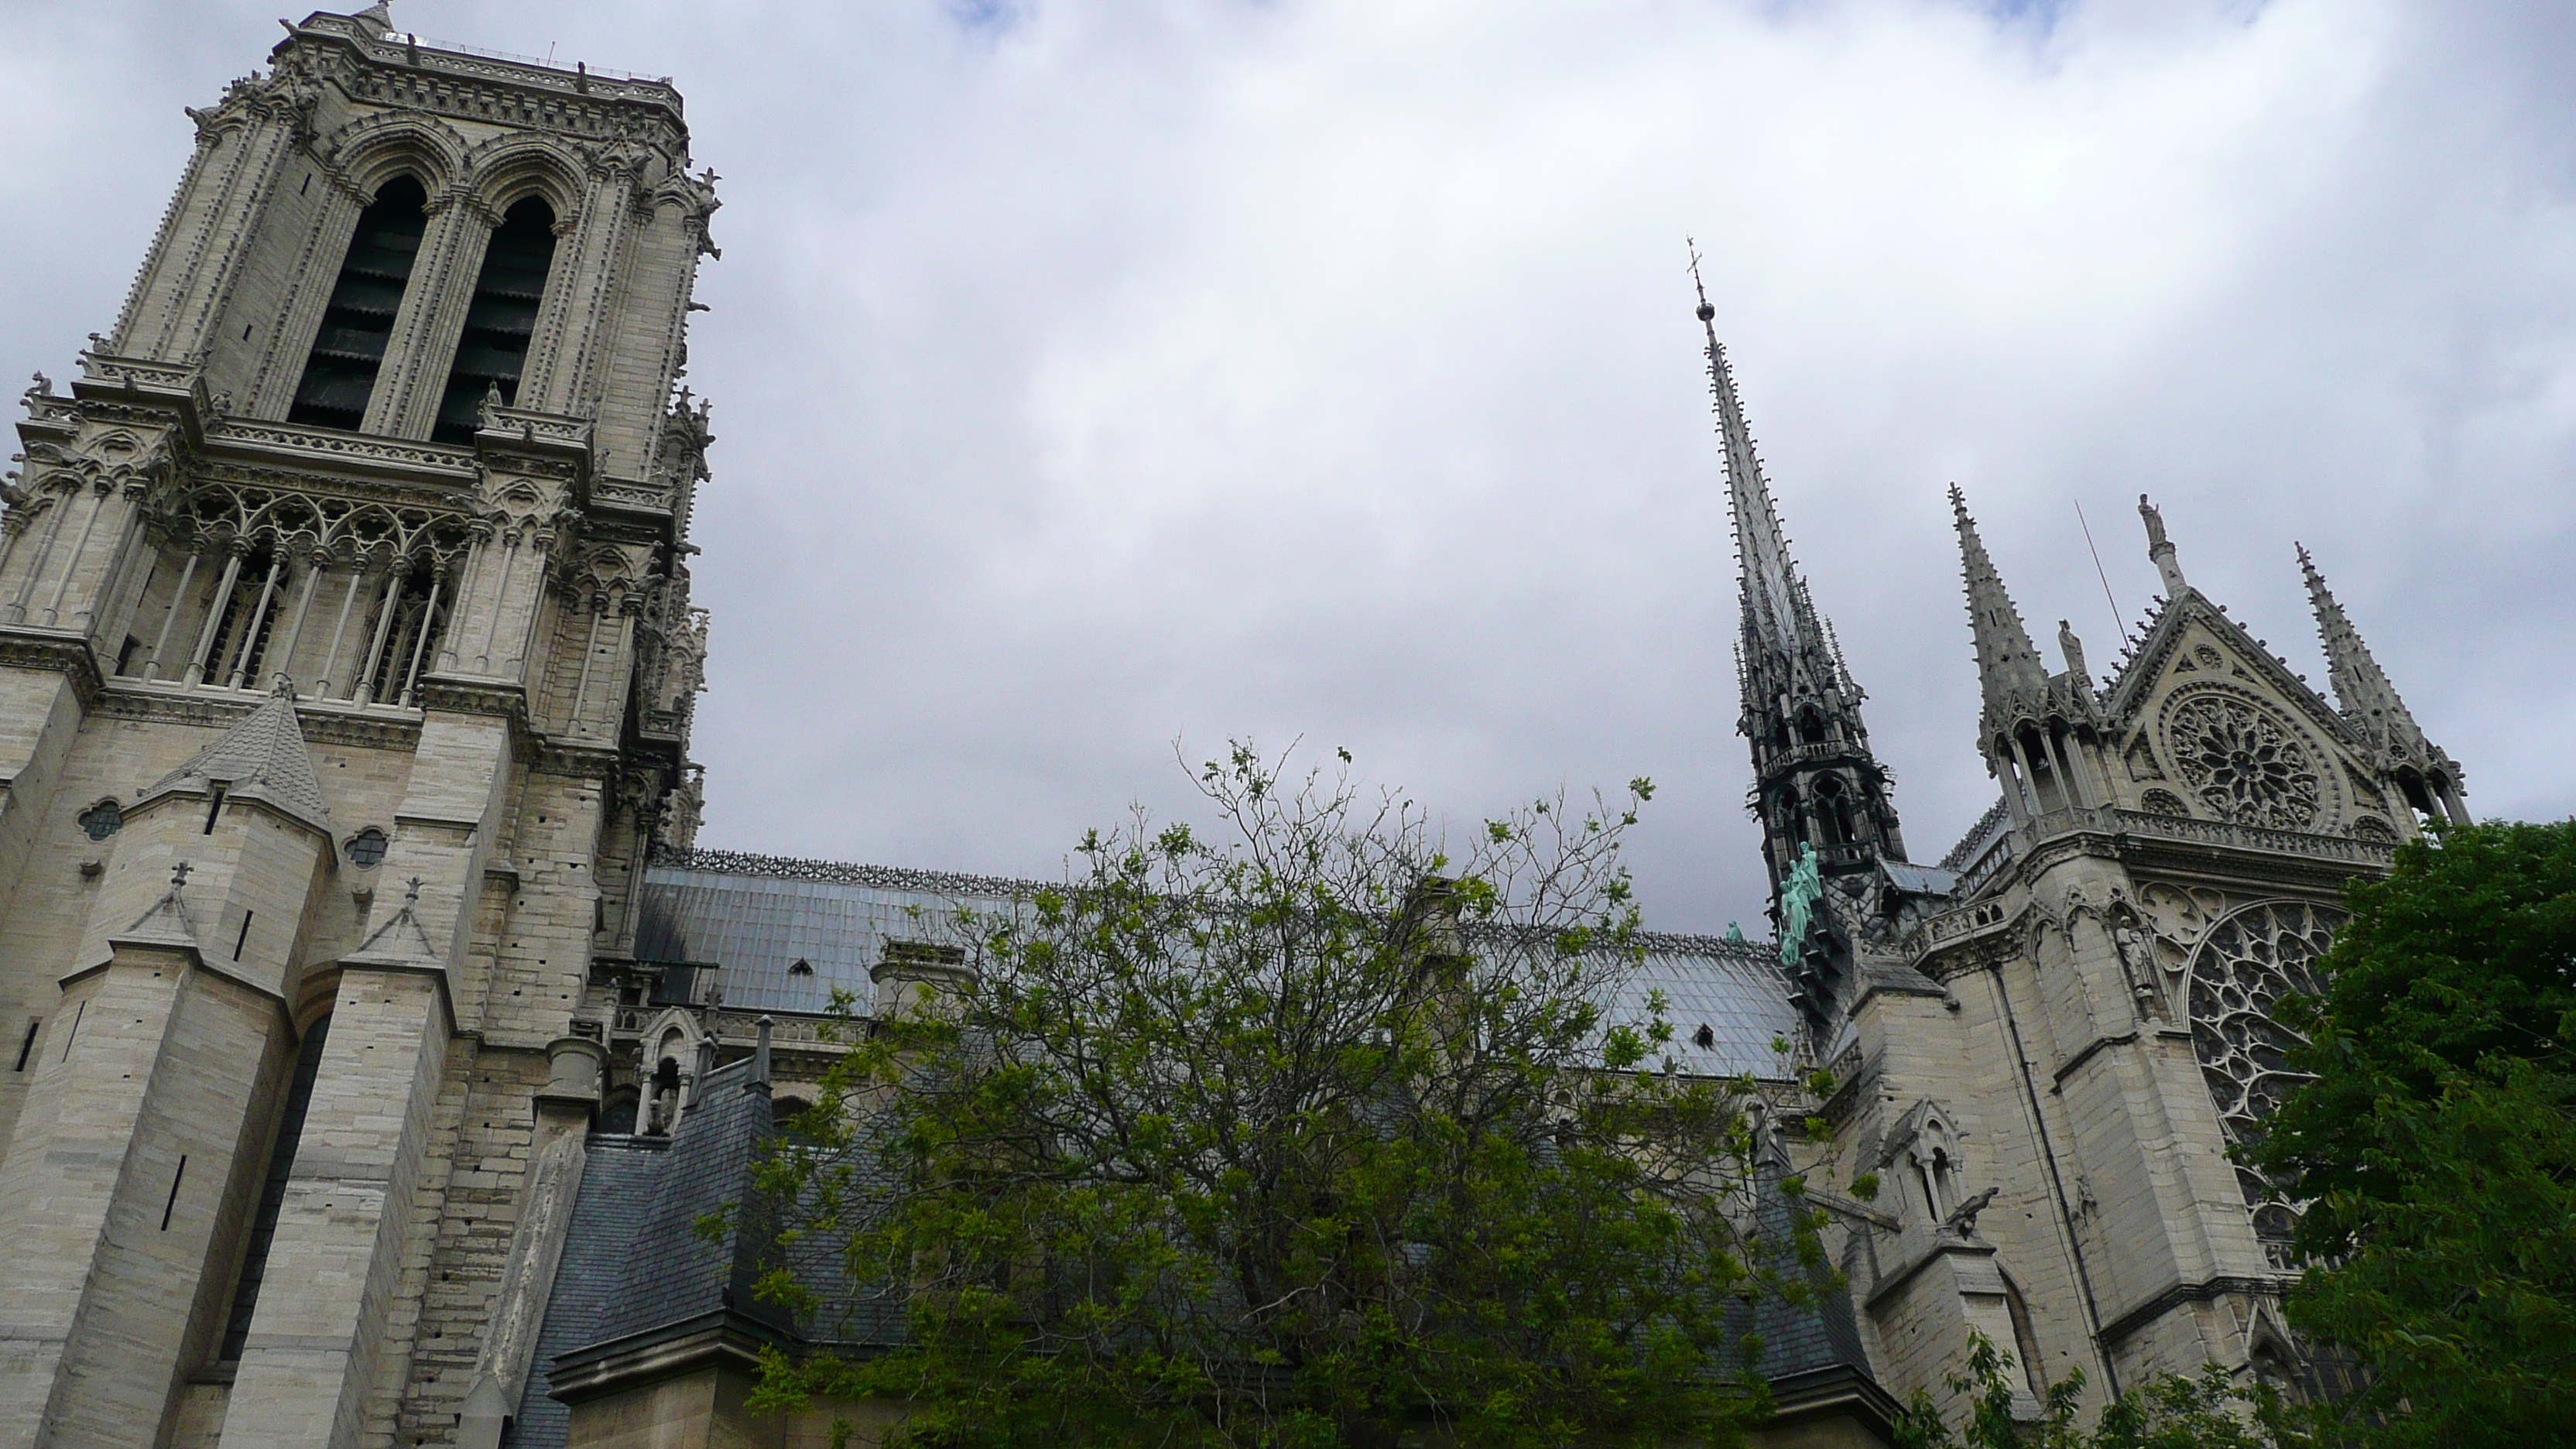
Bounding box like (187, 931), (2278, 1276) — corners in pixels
(4, 0), (2570, 932)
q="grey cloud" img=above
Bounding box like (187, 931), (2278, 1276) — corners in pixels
(4, 0), (2567, 933)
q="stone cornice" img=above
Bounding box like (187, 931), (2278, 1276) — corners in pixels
(533, 739), (625, 780)
(283, 15), (687, 135)
(0, 629), (104, 713)
(414, 675), (529, 721)
(2097, 1273), (2292, 1349)
(94, 683), (426, 752)
(544, 1314), (790, 1405)
(1912, 807), (2391, 953)
(202, 417), (478, 489)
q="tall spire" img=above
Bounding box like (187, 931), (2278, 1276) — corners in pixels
(1693, 246), (1905, 900)
(1951, 485), (2047, 709)
(1953, 486), (2111, 826)
(1695, 256), (1818, 673)
(2297, 543), (2462, 802)
(2297, 544), (2468, 821)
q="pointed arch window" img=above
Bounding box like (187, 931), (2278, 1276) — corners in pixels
(289, 176), (429, 432)
(1814, 774), (1856, 846)
(431, 197), (558, 444)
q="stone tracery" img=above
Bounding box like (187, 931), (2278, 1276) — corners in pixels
(2184, 899), (2340, 1267)
(2163, 691), (2324, 830)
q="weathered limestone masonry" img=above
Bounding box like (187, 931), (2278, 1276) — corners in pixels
(1691, 276), (2468, 1426)
(1782, 492), (2464, 1423)
(0, 9), (716, 1447)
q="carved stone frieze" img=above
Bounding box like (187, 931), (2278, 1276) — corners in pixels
(290, 14), (687, 147)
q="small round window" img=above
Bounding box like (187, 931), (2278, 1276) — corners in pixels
(344, 827), (389, 870)
(78, 800), (123, 841)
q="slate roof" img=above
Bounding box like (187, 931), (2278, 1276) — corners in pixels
(1732, 1177), (1883, 1420)
(635, 858), (1807, 1079)
(1879, 861), (1959, 898)
(1612, 935), (1807, 1078)
(513, 1137), (667, 1449)
(635, 863), (1023, 1014)
(140, 692), (331, 832)
(517, 1059), (850, 1447)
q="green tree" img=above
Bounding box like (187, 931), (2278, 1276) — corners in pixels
(1891, 1333), (2307, 1449)
(738, 745), (1828, 1448)
(2247, 820), (2576, 1447)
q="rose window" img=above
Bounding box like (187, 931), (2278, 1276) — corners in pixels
(2187, 901), (2339, 1267)
(2165, 695), (2322, 830)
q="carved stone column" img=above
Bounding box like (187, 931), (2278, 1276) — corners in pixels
(361, 190), (491, 439)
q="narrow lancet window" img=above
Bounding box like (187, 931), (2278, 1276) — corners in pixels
(431, 197), (557, 444)
(287, 176), (429, 432)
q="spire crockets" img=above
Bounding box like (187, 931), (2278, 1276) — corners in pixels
(1692, 251), (1905, 896)
(2298, 545), (2468, 822)
(1952, 486), (2106, 823)
(1951, 485), (2048, 711)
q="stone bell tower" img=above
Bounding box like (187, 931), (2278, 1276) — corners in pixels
(0, 8), (717, 1446)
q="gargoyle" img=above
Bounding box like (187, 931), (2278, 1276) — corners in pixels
(1941, 1186), (1999, 1238)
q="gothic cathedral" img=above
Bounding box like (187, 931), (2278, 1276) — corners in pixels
(0, 9), (2470, 1448)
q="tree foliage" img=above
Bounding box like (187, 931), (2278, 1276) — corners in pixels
(2246, 820), (2576, 1447)
(740, 745), (1827, 1447)
(1892, 1333), (2309, 1449)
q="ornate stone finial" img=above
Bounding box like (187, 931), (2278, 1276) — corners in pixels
(170, 861), (193, 890)
(271, 673), (298, 699)
(403, 875), (423, 904)
(2139, 493), (2187, 597)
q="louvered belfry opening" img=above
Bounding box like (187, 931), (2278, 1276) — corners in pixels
(432, 197), (557, 444)
(287, 176), (429, 432)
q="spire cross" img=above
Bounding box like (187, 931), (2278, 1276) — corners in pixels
(170, 862), (192, 889)
(403, 876), (423, 905)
